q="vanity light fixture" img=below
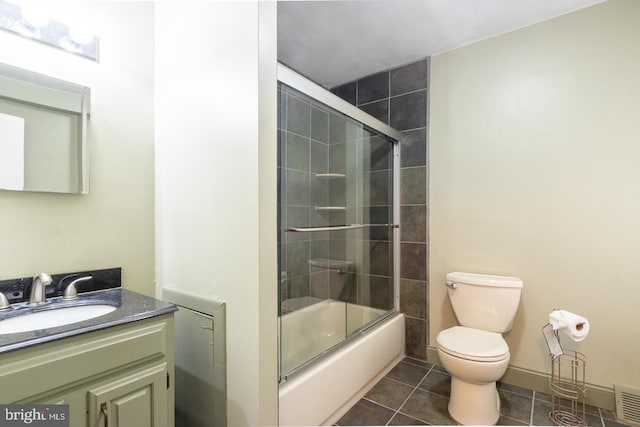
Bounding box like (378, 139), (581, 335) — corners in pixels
(14, 6), (49, 38)
(60, 26), (95, 54)
(0, 0), (98, 61)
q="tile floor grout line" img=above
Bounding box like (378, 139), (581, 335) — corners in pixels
(530, 391), (536, 425)
(361, 396), (404, 415)
(386, 385), (416, 426)
(385, 367), (433, 426)
(384, 374), (427, 389)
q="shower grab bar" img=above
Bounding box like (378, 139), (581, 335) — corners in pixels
(288, 224), (399, 232)
(288, 224), (364, 232)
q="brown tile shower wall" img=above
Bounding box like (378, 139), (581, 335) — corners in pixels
(332, 58), (430, 359)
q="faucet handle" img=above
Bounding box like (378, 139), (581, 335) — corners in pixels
(63, 276), (93, 300)
(0, 292), (11, 311)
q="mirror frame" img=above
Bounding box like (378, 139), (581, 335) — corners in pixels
(0, 62), (90, 194)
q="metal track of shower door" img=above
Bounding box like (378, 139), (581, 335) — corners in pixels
(278, 310), (400, 383)
(287, 224), (399, 232)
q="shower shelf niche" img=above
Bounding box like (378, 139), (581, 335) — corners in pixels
(289, 224), (364, 232)
(314, 173), (346, 211)
(315, 173), (345, 179)
(314, 206), (345, 211)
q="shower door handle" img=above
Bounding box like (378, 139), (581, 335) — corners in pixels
(288, 224), (399, 232)
(288, 224), (364, 232)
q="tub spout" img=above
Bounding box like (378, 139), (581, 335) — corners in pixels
(28, 272), (53, 306)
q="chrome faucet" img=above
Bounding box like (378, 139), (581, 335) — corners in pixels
(28, 272), (53, 306)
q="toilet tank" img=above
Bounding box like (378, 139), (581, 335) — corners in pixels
(446, 272), (523, 333)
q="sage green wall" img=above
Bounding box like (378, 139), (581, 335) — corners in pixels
(0, 1), (156, 296)
(430, 0), (640, 391)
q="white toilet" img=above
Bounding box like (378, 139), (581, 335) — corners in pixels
(436, 272), (523, 425)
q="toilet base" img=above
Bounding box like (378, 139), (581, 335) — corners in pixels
(448, 376), (500, 426)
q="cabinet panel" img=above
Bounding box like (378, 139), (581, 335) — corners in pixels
(1, 315), (174, 426)
(88, 363), (167, 427)
(112, 387), (152, 427)
(1, 317), (169, 403)
(39, 388), (88, 427)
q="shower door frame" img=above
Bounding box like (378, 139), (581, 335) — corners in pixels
(277, 63), (402, 375)
(277, 63), (402, 312)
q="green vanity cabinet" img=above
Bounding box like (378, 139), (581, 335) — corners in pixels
(87, 362), (168, 427)
(0, 314), (175, 427)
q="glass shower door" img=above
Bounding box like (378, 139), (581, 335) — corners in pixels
(346, 127), (395, 336)
(278, 80), (397, 379)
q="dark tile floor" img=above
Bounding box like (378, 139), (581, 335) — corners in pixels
(336, 358), (630, 426)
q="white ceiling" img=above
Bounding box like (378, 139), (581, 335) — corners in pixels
(277, 0), (604, 88)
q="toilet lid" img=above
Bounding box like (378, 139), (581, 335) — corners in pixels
(437, 326), (509, 362)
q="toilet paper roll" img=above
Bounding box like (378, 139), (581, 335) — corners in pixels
(549, 309), (590, 342)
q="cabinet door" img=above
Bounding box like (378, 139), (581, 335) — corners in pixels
(88, 363), (167, 427)
(36, 390), (87, 427)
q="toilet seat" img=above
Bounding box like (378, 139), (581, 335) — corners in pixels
(437, 326), (509, 362)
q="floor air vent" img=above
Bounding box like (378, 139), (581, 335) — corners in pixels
(615, 384), (640, 426)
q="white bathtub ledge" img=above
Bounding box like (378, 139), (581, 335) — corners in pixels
(279, 312), (405, 426)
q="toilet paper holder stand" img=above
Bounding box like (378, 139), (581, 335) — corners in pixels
(544, 325), (587, 427)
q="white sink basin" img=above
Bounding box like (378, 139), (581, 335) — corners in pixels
(0, 304), (116, 334)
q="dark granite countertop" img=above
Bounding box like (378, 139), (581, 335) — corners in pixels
(0, 288), (177, 354)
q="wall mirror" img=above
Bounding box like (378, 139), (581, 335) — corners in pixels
(0, 62), (90, 194)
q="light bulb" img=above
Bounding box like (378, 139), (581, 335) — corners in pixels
(21, 7), (49, 28)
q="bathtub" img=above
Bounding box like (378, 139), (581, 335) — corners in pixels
(279, 298), (405, 426)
